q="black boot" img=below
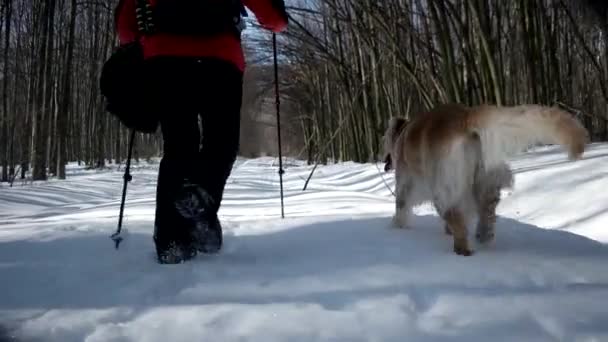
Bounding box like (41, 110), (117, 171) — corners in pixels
(155, 239), (197, 264)
(153, 159), (200, 264)
(174, 181), (223, 254)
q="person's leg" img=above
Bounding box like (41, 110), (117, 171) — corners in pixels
(174, 58), (243, 254)
(146, 56), (202, 263)
(198, 59), (243, 213)
(154, 110), (201, 263)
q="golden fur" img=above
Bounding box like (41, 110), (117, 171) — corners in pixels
(382, 103), (588, 256)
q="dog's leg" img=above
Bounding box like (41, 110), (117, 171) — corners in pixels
(473, 165), (511, 243)
(442, 208), (473, 256)
(392, 173), (413, 228)
(435, 202), (451, 235)
(444, 223), (452, 235)
(474, 185), (500, 243)
(432, 199), (452, 235)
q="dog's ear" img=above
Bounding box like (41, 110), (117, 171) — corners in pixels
(384, 154), (393, 172)
(388, 117), (408, 138)
(388, 116), (406, 127)
(382, 117), (408, 172)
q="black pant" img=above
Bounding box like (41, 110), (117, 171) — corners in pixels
(144, 56), (243, 250)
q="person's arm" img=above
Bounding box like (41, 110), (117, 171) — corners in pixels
(243, 0), (288, 33)
(115, 0), (140, 45)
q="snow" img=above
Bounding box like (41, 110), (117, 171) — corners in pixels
(1, 144), (608, 341)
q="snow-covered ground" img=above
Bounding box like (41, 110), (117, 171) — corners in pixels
(1, 144), (608, 342)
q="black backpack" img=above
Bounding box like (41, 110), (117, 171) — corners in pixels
(100, 40), (159, 133)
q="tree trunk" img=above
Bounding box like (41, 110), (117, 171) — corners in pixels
(56, 0), (77, 179)
(1, 0), (12, 182)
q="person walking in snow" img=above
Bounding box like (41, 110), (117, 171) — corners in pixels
(114, 0), (288, 264)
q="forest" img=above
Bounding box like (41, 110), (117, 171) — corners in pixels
(0, 0), (607, 182)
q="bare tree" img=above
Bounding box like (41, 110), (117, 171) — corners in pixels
(2, 0), (607, 183)
(280, 0), (608, 163)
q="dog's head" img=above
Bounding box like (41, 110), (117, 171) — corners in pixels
(382, 117), (408, 172)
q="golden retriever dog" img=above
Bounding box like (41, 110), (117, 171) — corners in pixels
(382, 103), (588, 256)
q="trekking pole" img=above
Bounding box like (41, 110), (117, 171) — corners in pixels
(111, 129), (136, 249)
(273, 32), (285, 219)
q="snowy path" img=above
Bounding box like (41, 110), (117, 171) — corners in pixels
(1, 144), (608, 341)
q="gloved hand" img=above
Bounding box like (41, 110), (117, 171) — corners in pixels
(270, 0), (288, 23)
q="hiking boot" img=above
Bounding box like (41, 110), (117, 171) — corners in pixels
(174, 182), (223, 254)
(156, 240), (197, 264)
(190, 214), (223, 254)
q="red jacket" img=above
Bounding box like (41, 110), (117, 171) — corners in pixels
(116, 0), (288, 72)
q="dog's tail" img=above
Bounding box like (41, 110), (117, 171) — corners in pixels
(469, 105), (589, 169)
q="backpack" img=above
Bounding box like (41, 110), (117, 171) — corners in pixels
(100, 40), (159, 134)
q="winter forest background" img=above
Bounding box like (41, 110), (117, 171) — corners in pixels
(0, 0), (608, 183)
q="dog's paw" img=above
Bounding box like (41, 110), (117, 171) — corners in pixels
(453, 239), (474, 256)
(391, 215), (410, 229)
(454, 245), (474, 256)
